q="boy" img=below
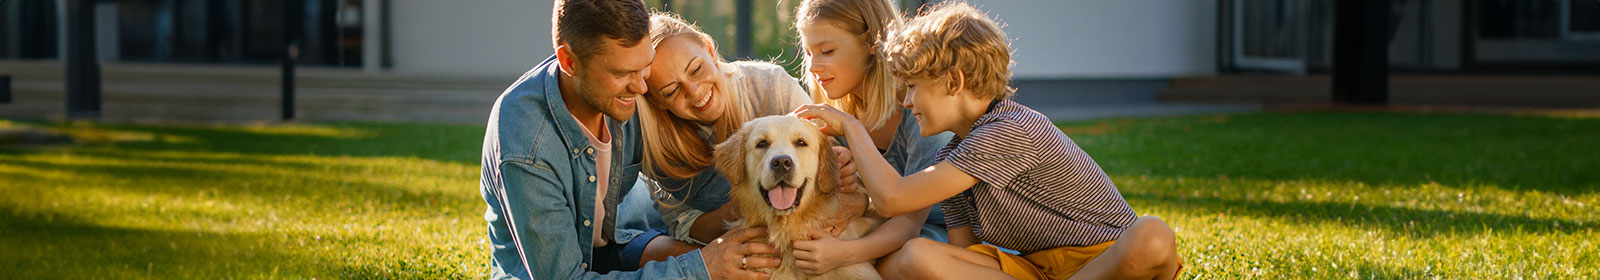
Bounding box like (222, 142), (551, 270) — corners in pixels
(794, 2), (1181, 279)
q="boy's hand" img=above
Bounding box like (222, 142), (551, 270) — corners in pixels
(793, 104), (856, 137)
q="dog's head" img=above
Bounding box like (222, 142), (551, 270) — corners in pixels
(714, 115), (840, 216)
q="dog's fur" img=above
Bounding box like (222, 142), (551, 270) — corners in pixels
(714, 115), (884, 280)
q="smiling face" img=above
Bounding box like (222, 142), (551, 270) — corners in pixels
(645, 35), (731, 125)
(799, 22), (872, 101)
(714, 116), (835, 216)
(902, 74), (962, 137)
(565, 37), (654, 121)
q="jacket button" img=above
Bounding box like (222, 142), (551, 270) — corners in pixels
(588, 175), (596, 182)
(586, 147), (594, 154)
(583, 219), (591, 226)
(580, 262), (588, 269)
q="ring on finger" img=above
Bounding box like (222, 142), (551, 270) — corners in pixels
(740, 256), (748, 269)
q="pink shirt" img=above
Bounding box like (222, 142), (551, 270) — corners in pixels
(571, 114), (613, 248)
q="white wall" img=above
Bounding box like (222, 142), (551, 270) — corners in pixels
(388, 0), (554, 77)
(384, 0), (1217, 79)
(973, 0), (1216, 79)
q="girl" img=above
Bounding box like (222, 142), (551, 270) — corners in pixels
(790, 0), (954, 275)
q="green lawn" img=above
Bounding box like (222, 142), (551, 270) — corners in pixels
(3, 112), (1596, 279)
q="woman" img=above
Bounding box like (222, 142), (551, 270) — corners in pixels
(636, 12), (861, 247)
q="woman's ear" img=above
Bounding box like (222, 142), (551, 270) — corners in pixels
(700, 37), (719, 60)
(713, 128), (749, 184)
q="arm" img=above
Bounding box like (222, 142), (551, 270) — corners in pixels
(842, 207), (931, 259)
(795, 104), (979, 217)
(490, 160), (711, 279)
(648, 171), (738, 244)
(792, 206), (930, 275)
(947, 226), (979, 248)
(689, 203), (739, 243)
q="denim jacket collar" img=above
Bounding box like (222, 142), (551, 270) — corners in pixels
(537, 56), (629, 160)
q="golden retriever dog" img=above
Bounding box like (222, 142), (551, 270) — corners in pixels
(714, 115), (884, 280)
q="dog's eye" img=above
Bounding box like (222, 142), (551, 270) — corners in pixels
(755, 140), (769, 149)
(795, 139), (808, 147)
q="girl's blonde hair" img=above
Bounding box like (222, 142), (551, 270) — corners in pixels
(796, 0), (903, 130)
(639, 12), (755, 180)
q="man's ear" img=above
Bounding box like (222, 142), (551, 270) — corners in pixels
(713, 128), (749, 185)
(816, 136), (840, 194)
(555, 44), (580, 77)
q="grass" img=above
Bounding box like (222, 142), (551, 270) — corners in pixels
(2, 112), (1596, 279)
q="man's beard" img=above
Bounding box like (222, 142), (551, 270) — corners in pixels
(577, 81), (636, 122)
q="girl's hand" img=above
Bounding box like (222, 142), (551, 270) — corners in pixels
(792, 229), (859, 275)
(832, 146), (861, 194)
(793, 104), (857, 137)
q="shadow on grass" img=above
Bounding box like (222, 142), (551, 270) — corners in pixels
(1, 204), (472, 279)
(1128, 191), (1594, 238)
(0, 207), (321, 278)
(0, 150), (469, 213)
(2, 121), (485, 164)
(1065, 113), (1600, 194)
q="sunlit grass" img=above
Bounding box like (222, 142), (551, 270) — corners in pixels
(1060, 113), (1599, 279)
(2, 122), (486, 279)
(2, 112), (1596, 279)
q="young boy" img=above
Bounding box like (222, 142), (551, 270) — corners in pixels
(794, 2), (1181, 279)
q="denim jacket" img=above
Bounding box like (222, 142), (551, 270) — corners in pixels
(480, 56), (710, 279)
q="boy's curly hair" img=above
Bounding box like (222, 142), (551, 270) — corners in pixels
(883, 1), (1015, 100)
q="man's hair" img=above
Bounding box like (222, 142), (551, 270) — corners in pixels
(884, 1), (1015, 100)
(553, 0), (650, 59)
(795, 0), (903, 131)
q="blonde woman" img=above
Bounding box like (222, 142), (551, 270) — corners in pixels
(789, 0), (956, 275)
(636, 12), (870, 268)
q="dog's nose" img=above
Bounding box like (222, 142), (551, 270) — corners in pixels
(770, 155), (793, 174)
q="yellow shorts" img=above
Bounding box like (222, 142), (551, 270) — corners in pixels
(966, 241), (1115, 280)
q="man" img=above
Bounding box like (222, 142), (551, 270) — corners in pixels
(479, 0), (779, 278)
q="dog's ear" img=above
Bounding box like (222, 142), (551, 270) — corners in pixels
(816, 136), (841, 194)
(713, 127), (749, 184)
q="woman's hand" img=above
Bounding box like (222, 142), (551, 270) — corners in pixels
(703, 226), (780, 280)
(792, 229), (861, 276)
(793, 104), (858, 137)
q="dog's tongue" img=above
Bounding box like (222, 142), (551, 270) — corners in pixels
(768, 185), (798, 210)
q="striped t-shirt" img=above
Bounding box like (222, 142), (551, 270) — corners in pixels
(937, 99), (1137, 254)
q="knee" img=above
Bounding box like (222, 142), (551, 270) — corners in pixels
(1122, 217), (1179, 273)
(881, 238), (941, 279)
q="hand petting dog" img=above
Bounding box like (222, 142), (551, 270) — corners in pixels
(703, 226), (781, 280)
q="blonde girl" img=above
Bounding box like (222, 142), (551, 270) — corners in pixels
(790, 0), (956, 275)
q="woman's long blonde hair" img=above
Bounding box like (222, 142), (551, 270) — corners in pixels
(639, 12), (755, 180)
(796, 0), (903, 130)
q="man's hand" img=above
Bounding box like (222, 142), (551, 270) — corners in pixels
(703, 226), (780, 280)
(793, 229), (860, 275)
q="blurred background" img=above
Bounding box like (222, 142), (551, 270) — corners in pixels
(1, 0), (1593, 123)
